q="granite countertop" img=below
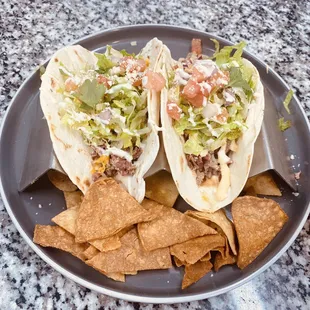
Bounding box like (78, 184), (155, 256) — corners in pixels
(0, 0), (309, 309)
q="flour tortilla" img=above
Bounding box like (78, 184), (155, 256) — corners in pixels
(160, 46), (265, 212)
(40, 39), (163, 202)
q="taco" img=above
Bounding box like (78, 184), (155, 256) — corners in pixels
(160, 39), (264, 212)
(40, 39), (165, 202)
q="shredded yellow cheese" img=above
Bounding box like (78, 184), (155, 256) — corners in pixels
(91, 155), (109, 174)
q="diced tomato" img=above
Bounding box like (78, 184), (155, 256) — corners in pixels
(192, 67), (205, 83)
(143, 71), (166, 91)
(191, 38), (202, 55)
(119, 57), (147, 72)
(208, 70), (230, 88)
(119, 56), (134, 69)
(132, 78), (142, 87)
(216, 107), (229, 123)
(97, 75), (111, 88)
(64, 78), (78, 92)
(167, 101), (182, 120)
(182, 79), (204, 107)
(135, 59), (147, 72)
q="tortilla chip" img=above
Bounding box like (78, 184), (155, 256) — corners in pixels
(52, 206), (123, 252)
(211, 246), (226, 259)
(170, 234), (225, 265)
(64, 191), (83, 209)
(33, 225), (88, 260)
(200, 252), (211, 262)
(244, 172), (282, 196)
(174, 256), (185, 267)
(104, 273), (125, 282)
(185, 209), (237, 255)
(75, 178), (148, 242)
(140, 199), (167, 222)
(232, 196), (288, 269)
(214, 252), (236, 272)
(145, 170), (179, 207)
(86, 228), (172, 273)
(138, 203), (217, 251)
(182, 260), (213, 289)
(83, 245), (100, 260)
(244, 186), (257, 197)
(47, 170), (77, 192)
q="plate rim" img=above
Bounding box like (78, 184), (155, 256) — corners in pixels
(1, 24), (310, 304)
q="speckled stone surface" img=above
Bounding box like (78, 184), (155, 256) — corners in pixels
(0, 0), (309, 309)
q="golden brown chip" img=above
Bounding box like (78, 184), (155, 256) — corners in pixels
(47, 170), (77, 192)
(83, 245), (100, 260)
(182, 260), (213, 289)
(232, 196), (288, 269)
(64, 191), (84, 209)
(145, 170), (179, 207)
(185, 209), (237, 255)
(244, 172), (281, 196)
(86, 228), (172, 273)
(170, 234), (225, 265)
(140, 199), (167, 222)
(75, 178), (148, 242)
(200, 252), (211, 262)
(173, 256), (185, 267)
(138, 202), (217, 251)
(243, 186), (257, 197)
(33, 225), (88, 260)
(52, 206), (123, 252)
(92, 265), (125, 282)
(214, 252), (236, 272)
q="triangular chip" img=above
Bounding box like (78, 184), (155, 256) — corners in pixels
(186, 209), (237, 255)
(244, 172), (281, 196)
(75, 178), (148, 242)
(47, 170), (78, 192)
(33, 225), (88, 260)
(83, 245), (100, 260)
(140, 199), (167, 222)
(182, 260), (213, 289)
(52, 207), (125, 252)
(64, 190), (84, 209)
(145, 170), (179, 207)
(173, 256), (185, 267)
(232, 196), (288, 269)
(243, 186), (257, 197)
(138, 203), (217, 251)
(214, 252), (236, 272)
(86, 228), (172, 273)
(200, 252), (211, 262)
(170, 234), (225, 265)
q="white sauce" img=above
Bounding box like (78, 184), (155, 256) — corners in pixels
(188, 107), (196, 126)
(100, 147), (133, 162)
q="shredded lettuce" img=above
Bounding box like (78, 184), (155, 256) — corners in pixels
(278, 117), (291, 131)
(228, 67), (252, 93)
(73, 79), (106, 108)
(211, 40), (246, 67)
(120, 49), (135, 57)
(95, 53), (115, 72)
(183, 133), (204, 155)
(283, 89), (294, 114)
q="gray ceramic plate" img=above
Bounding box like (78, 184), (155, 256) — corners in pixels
(1, 25), (310, 304)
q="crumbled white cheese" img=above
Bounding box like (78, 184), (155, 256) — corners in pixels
(188, 107), (196, 126)
(38, 204), (42, 209)
(290, 155), (295, 160)
(292, 192), (299, 197)
(130, 41), (137, 46)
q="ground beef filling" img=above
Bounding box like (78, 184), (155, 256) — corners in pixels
(186, 153), (221, 185)
(92, 146), (143, 181)
(186, 142), (232, 186)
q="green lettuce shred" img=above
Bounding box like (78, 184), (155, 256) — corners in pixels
(283, 89), (294, 114)
(95, 53), (115, 72)
(278, 117), (291, 132)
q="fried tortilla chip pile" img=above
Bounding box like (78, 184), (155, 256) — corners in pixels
(35, 171), (289, 289)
